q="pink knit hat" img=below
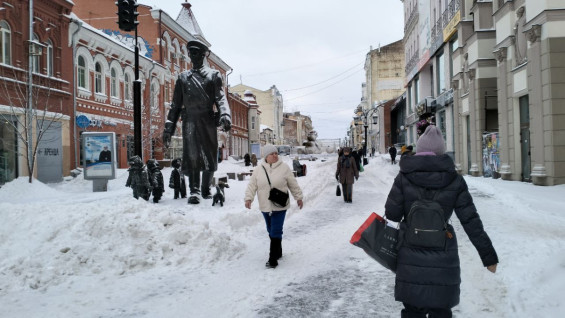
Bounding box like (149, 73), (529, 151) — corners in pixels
(416, 125), (445, 155)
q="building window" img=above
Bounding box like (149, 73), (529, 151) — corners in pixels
(31, 33), (40, 73)
(124, 73), (131, 100)
(46, 40), (53, 76)
(449, 38), (458, 79)
(110, 68), (118, 97)
(0, 21), (11, 65)
(95, 62), (102, 94)
(437, 51), (445, 94)
(151, 82), (159, 111)
(407, 84), (412, 111)
(251, 116), (255, 130)
(164, 81), (169, 103)
(77, 55), (87, 89)
(413, 77), (419, 108)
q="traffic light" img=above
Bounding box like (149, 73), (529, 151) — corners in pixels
(116, 0), (139, 32)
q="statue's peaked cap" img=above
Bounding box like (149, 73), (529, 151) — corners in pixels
(187, 39), (209, 52)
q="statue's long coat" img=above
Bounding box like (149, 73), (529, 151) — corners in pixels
(165, 67), (231, 174)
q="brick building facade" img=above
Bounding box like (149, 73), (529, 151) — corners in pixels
(0, 0), (74, 184)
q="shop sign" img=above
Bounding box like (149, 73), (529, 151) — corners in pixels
(443, 11), (461, 42)
(89, 119), (103, 128)
(436, 88), (454, 106)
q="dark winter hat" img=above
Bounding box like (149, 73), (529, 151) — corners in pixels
(342, 147), (352, 153)
(187, 39), (209, 52)
(416, 125), (446, 155)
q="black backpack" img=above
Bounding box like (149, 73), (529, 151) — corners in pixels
(405, 188), (450, 249)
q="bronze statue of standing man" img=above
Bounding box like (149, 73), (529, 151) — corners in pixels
(163, 39), (231, 204)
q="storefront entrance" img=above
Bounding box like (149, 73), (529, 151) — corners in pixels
(0, 116), (18, 185)
(37, 121), (63, 183)
(519, 95), (531, 182)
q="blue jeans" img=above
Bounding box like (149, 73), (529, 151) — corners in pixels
(262, 210), (287, 239)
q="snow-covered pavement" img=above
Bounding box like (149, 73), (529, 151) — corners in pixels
(0, 154), (564, 317)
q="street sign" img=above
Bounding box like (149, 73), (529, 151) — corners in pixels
(76, 115), (90, 129)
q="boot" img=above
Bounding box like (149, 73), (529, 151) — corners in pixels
(201, 171), (214, 199)
(187, 170), (201, 204)
(265, 238), (278, 268)
(271, 237), (282, 260)
(268, 236), (282, 260)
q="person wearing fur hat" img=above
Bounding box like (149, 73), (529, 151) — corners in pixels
(244, 144), (304, 268)
(384, 125), (498, 317)
(335, 147), (359, 203)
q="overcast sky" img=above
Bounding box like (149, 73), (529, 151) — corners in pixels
(139, 0), (405, 140)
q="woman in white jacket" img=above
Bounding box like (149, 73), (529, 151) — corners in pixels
(244, 144), (304, 268)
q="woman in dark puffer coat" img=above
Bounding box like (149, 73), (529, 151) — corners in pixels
(385, 125), (498, 318)
(336, 147), (359, 203)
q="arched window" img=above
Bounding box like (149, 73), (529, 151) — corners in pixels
(31, 33), (40, 73)
(151, 82), (159, 111)
(95, 62), (102, 93)
(77, 55), (87, 89)
(0, 21), (11, 65)
(46, 40), (53, 76)
(110, 68), (118, 97)
(124, 73), (131, 101)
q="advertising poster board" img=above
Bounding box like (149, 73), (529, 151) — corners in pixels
(482, 132), (500, 178)
(82, 132), (116, 180)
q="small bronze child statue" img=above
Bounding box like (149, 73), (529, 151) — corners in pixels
(169, 158), (187, 200)
(125, 155), (151, 200)
(147, 159), (164, 203)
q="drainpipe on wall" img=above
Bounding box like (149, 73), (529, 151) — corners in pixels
(147, 60), (156, 157)
(158, 10), (163, 65)
(225, 68), (233, 155)
(70, 18), (83, 169)
(26, 0), (34, 181)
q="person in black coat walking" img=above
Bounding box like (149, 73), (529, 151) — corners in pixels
(385, 125), (498, 317)
(244, 153), (251, 166)
(388, 145), (397, 164)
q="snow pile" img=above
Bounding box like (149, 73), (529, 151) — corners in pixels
(1, 154), (564, 317)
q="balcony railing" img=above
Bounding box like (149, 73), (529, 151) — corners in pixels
(431, 0), (461, 47)
(450, 0), (461, 17)
(405, 52), (419, 74)
(404, 8), (419, 32)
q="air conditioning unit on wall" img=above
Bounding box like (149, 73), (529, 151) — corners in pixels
(28, 40), (45, 56)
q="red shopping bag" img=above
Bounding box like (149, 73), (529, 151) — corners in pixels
(350, 212), (398, 273)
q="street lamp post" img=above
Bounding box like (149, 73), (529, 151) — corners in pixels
(354, 108), (379, 159)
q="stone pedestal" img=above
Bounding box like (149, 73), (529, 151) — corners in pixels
(499, 164), (513, 181)
(469, 164), (481, 177)
(93, 179), (108, 192)
(531, 164), (548, 186)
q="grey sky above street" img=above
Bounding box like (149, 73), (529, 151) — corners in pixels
(140, 0), (404, 140)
